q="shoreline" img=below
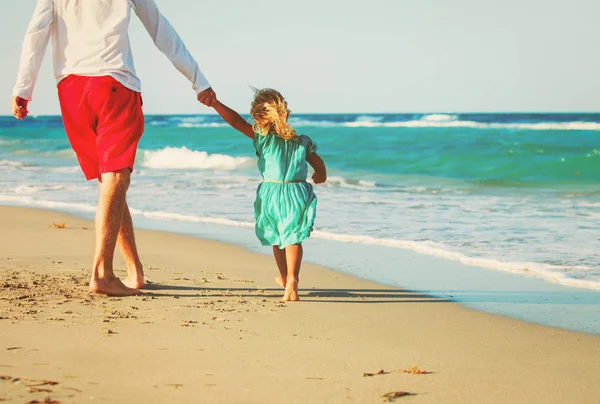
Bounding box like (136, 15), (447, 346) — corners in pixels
(2, 200), (599, 334)
(1, 206), (600, 403)
(1, 193), (598, 292)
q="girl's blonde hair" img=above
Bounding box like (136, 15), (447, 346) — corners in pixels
(250, 88), (298, 141)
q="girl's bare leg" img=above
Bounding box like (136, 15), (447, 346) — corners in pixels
(272, 246), (288, 288)
(283, 244), (303, 301)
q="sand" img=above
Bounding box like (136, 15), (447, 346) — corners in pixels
(0, 206), (599, 403)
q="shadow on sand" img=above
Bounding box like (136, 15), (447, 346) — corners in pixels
(142, 283), (449, 304)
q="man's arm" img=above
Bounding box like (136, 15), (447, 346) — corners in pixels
(131, 0), (215, 105)
(213, 101), (254, 139)
(11, 0), (54, 119)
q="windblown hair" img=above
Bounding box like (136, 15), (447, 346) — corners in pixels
(250, 88), (298, 141)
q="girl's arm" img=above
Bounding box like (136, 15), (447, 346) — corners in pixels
(307, 153), (327, 184)
(213, 101), (254, 139)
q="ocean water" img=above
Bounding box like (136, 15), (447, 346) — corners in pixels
(1, 113), (600, 296)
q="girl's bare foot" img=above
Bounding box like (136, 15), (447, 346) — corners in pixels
(282, 277), (299, 301)
(274, 276), (286, 288)
(90, 276), (139, 296)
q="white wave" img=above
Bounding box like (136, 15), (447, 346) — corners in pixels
(280, 115), (600, 130)
(368, 120), (600, 130)
(323, 176), (378, 190)
(178, 116), (209, 124)
(288, 118), (338, 127)
(574, 201), (600, 208)
(310, 230), (600, 291)
(420, 114), (458, 122)
(141, 147), (254, 170)
(10, 185), (83, 194)
(491, 121), (600, 131)
(358, 180), (377, 187)
(128, 208), (254, 229)
(1, 194), (599, 291)
(51, 166), (81, 173)
(0, 159), (27, 167)
(0, 159), (81, 174)
(0, 195), (97, 213)
(399, 186), (471, 195)
(20, 165), (80, 173)
(290, 119), (600, 131)
(342, 120), (477, 128)
(178, 122), (229, 128)
(355, 115), (384, 123)
(343, 121), (382, 128)
(341, 115), (384, 128)
(0, 196), (254, 229)
(13, 148), (76, 159)
(214, 180), (260, 190)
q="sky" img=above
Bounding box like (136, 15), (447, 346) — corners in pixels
(0, 0), (598, 115)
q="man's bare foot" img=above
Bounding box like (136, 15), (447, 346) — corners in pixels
(123, 265), (145, 289)
(275, 276), (286, 288)
(90, 276), (139, 296)
(282, 277), (299, 302)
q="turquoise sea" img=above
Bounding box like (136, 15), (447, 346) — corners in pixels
(1, 113), (599, 332)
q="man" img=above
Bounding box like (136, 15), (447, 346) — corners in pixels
(11, 0), (216, 296)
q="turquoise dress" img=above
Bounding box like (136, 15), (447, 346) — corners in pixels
(253, 132), (318, 248)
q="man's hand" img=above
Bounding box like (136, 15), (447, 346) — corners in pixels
(11, 96), (29, 120)
(197, 88), (217, 107)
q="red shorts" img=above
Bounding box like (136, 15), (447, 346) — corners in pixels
(58, 75), (144, 180)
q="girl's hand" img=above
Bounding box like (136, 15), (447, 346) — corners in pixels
(312, 172), (327, 184)
(307, 153), (327, 184)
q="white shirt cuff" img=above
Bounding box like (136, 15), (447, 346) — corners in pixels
(12, 88), (33, 101)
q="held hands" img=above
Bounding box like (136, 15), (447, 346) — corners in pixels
(197, 87), (217, 107)
(312, 171), (327, 184)
(11, 96), (29, 120)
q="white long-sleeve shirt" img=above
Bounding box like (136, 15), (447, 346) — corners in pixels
(13, 0), (210, 101)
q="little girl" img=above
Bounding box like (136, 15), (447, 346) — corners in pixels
(213, 88), (327, 301)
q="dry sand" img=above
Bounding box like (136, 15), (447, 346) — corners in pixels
(0, 206), (599, 403)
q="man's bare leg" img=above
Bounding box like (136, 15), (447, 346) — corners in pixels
(119, 203), (145, 289)
(272, 246), (288, 288)
(282, 244), (303, 302)
(95, 179), (144, 289)
(89, 169), (138, 296)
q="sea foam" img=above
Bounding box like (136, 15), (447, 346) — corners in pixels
(141, 147), (254, 170)
(1, 194), (598, 292)
(0, 159), (27, 167)
(344, 120), (600, 131)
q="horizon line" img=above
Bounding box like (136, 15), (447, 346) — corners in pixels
(1, 111), (599, 118)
